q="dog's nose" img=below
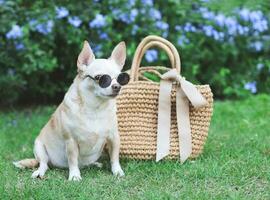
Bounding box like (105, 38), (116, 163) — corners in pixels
(112, 84), (121, 92)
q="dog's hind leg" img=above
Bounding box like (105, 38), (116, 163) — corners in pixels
(13, 158), (39, 169)
(31, 139), (49, 179)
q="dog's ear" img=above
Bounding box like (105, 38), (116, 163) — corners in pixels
(110, 41), (126, 70)
(77, 41), (95, 72)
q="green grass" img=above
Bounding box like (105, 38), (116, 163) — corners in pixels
(0, 95), (269, 199)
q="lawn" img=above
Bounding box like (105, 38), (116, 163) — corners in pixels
(0, 95), (269, 199)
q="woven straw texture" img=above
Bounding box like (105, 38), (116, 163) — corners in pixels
(116, 35), (213, 160)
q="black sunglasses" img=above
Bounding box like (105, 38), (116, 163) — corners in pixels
(86, 72), (130, 88)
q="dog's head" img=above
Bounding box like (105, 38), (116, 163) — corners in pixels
(76, 41), (128, 99)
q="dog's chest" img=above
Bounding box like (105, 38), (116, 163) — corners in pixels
(77, 109), (114, 136)
(70, 108), (115, 157)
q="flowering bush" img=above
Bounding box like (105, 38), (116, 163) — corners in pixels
(0, 0), (269, 105)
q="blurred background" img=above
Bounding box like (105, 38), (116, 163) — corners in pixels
(0, 0), (269, 106)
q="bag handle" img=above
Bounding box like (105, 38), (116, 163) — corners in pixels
(130, 35), (181, 82)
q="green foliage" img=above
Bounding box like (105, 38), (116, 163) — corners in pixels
(0, 95), (269, 198)
(143, 72), (161, 82)
(0, 0), (269, 105)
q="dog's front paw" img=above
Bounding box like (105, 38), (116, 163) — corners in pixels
(111, 163), (125, 177)
(31, 169), (45, 179)
(68, 169), (82, 181)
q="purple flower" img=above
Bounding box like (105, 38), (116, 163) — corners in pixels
(55, 6), (69, 19)
(202, 11), (215, 20)
(29, 19), (37, 27)
(239, 8), (250, 21)
(68, 16), (82, 27)
(202, 25), (215, 36)
(257, 63), (264, 70)
(99, 32), (109, 40)
(177, 35), (189, 47)
(224, 17), (238, 35)
(140, 8), (146, 14)
(36, 20), (54, 35)
(250, 41), (263, 51)
(249, 10), (263, 23)
(200, 8), (215, 20)
(162, 31), (168, 38)
(155, 21), (169, 30)
(93, 44), (102, 57)
(112, 9), (121, 17)
(130, 9), (138, 21)
(93, 44), (102, 52)
(131, 25), (139, 35)
(218, 32), (225, 41)
(145, 50), (158, 62)
(214, 13), (226, 27)
(118, 13), (130, 23)
(15, 43), (24, 50)
(252, 19), (268, 32)
(202, 25), (224, 41)
(6, 25), (23, 39)
(237, 24), (245, 35)
(116, 13), (127, 23)
(237, 25), (249, 35)
(117, 9), (138, 23)
(212, 30), (220, 40)
(183, 22), (196, 32)
(149, 8), (162, 20)
(89, 14), (106, 28)
(244, 81), (257, 93)
(224, 17), (237, 27)
(128, 0), (136, 7)
(198, 7), (208, 13)
(141, 0), (153, 6)
(175, 25), (182, 31)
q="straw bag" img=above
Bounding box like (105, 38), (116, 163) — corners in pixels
(117, 35), (213, 163)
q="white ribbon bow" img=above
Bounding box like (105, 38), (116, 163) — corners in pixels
(156, 69), (207, 163)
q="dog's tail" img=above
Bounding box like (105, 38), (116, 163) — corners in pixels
(13, 158), (39, 169)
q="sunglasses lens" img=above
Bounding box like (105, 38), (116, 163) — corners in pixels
(99, 75), (112, 88)
(117, 73), (130, 86)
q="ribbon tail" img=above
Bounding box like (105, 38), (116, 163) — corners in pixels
(158, 69), (206, 163)
(180, 79), (207, 108)
(156, 80), (172, 162)
(176, 88), (192, 163)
